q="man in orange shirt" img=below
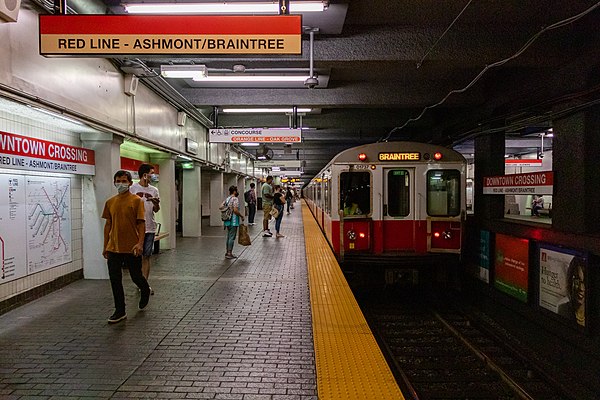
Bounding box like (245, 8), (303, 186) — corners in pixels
(102, 170), (151, 324)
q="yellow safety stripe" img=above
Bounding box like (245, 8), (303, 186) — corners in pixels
(302, 203), (405, 400)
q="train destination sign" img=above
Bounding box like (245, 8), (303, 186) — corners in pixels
(209, 128), (301, 143)
(483, 171), (553, 195)
(39, 15), (302, 56)
(378, 152), (420, 161)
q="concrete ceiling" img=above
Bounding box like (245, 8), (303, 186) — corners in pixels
(81, 1), (599, 179)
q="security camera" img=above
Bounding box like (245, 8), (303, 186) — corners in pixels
(304, 76), (319, 89)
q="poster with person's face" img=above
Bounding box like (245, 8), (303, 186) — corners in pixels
(539, 245), (587, 327)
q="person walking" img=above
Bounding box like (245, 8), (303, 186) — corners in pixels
(130, 163), (160, 295)
(224, 185), (244, 259)
(246, 182), (257, 225)
(261, 176), (274, 237)
(273, 185), (286, 238)
(102, 170), (151, 324)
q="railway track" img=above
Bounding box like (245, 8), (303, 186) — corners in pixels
(361, 290), (576, 400)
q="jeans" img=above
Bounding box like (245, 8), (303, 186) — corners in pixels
(286, 198), (292, 213)
(248, 203), (256, 223)
(107, 252), (150, 314)
(226, 226), (238, 252)
(274, 204), (284, 233)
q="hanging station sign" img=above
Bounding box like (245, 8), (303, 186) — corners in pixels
(255, 160), (302, 168)
(483, 171), (553, 195)
(39, 15), (302, 56)
(0, 131), (95, 175)
(505, 159), (543, 167)
(209, 128), (301, 143)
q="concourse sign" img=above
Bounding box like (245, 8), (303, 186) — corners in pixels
(39, 15), (301, 56)
(209, 128), (301, 143)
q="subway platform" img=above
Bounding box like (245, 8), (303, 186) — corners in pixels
(0, 203), (402, 400)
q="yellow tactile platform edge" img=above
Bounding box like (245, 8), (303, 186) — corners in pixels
(302, 204), (405, 400)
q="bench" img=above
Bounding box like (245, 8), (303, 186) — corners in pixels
(153, 223), (169, 254)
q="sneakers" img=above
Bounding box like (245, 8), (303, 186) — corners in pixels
(225, 253), (238, 259)
(150, 286), (154, 295)
(139, 288), (150, 310)
(263, 230), (273, 237)
(108, 312), (127, 324)
(276, 233), (285, 238)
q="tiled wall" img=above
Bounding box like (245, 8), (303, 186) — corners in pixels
(0, 104), (85, 303)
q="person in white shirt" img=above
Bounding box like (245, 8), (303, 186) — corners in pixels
(130, 163), (160, 294)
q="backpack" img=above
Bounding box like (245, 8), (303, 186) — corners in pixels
(219, 197), (233, 221)
(244, 190), (251, 204)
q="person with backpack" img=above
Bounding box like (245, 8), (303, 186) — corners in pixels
(222, 185), (244, 259)
(245, 182), (257, 225)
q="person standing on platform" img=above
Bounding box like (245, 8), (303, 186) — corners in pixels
(102, 170), (151, 324)
(262, 176), (274, 237)
(285, 186), (293, 214)
(130, 163), (160, 295)
(273, 185), (286, 238)
(245, 182), (257, 225)
(224, 185), (244, 259)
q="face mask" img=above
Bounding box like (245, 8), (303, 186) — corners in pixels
(149, 174), (159, 183)
(115, 183), (130, 194)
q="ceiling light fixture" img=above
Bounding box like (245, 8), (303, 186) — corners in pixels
(222, 108), (312, 113)
(124, 2), (326, 14)
(161, 65), (207, 79)
(193, 75), (310, 82)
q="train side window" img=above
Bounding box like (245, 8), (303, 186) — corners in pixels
(387, 170), (410, 217)
(340, 172), (371, 216)
(427, 170), (461, 216)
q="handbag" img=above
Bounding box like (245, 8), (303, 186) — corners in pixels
(269, 206), (279, 219)
(238, 224), (251, 246)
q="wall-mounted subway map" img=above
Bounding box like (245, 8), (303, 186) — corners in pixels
(0, 173), (71, 283)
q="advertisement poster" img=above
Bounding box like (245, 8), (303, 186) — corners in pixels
(479, 230), (491, 283)
(494, 234), (529, 302)
(539, 245), (587, 327)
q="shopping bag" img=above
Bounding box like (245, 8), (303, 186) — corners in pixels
(269, 207), (279, 219)
(238, 224), (251, 246)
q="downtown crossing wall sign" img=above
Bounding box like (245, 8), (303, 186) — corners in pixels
(38, 15), (302, 56)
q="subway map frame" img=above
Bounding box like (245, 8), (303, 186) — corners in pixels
(1, 173), (72, 283)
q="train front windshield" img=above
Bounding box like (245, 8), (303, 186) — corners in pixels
(340, 172), (371, 216)
(427, 170), (461, 216)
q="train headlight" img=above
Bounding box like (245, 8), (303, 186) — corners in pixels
(347, 230), (357, 240)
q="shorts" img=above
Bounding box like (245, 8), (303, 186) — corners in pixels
(263, 203), (272, 222)
(143, 233), (156, 257)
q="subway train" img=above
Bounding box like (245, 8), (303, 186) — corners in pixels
(304, 142), (467, 275)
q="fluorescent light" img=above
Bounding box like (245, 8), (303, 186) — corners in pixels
(161, 65), (207, 79)
(193, 75), (309, 83)
(124, 2), (325, 14)
(240, 143), (261, 147)
(222, 108), (312, 113)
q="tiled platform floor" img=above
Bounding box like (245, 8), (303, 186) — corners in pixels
(0, 205), (316, 399)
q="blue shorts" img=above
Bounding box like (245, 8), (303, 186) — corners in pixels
(143, 233), (156, 257)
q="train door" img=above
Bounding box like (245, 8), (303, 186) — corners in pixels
(382, 168), (417, 252)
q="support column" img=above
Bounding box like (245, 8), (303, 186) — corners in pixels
(209, 172), (224, 226)
(80, 132), (123, 279)
(474, 130), (505, 222)
(552, 103), (600, 234)
(237, 175), (245, 216)
(182, 163), (202, 237)
(151, 154), (176, 250)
